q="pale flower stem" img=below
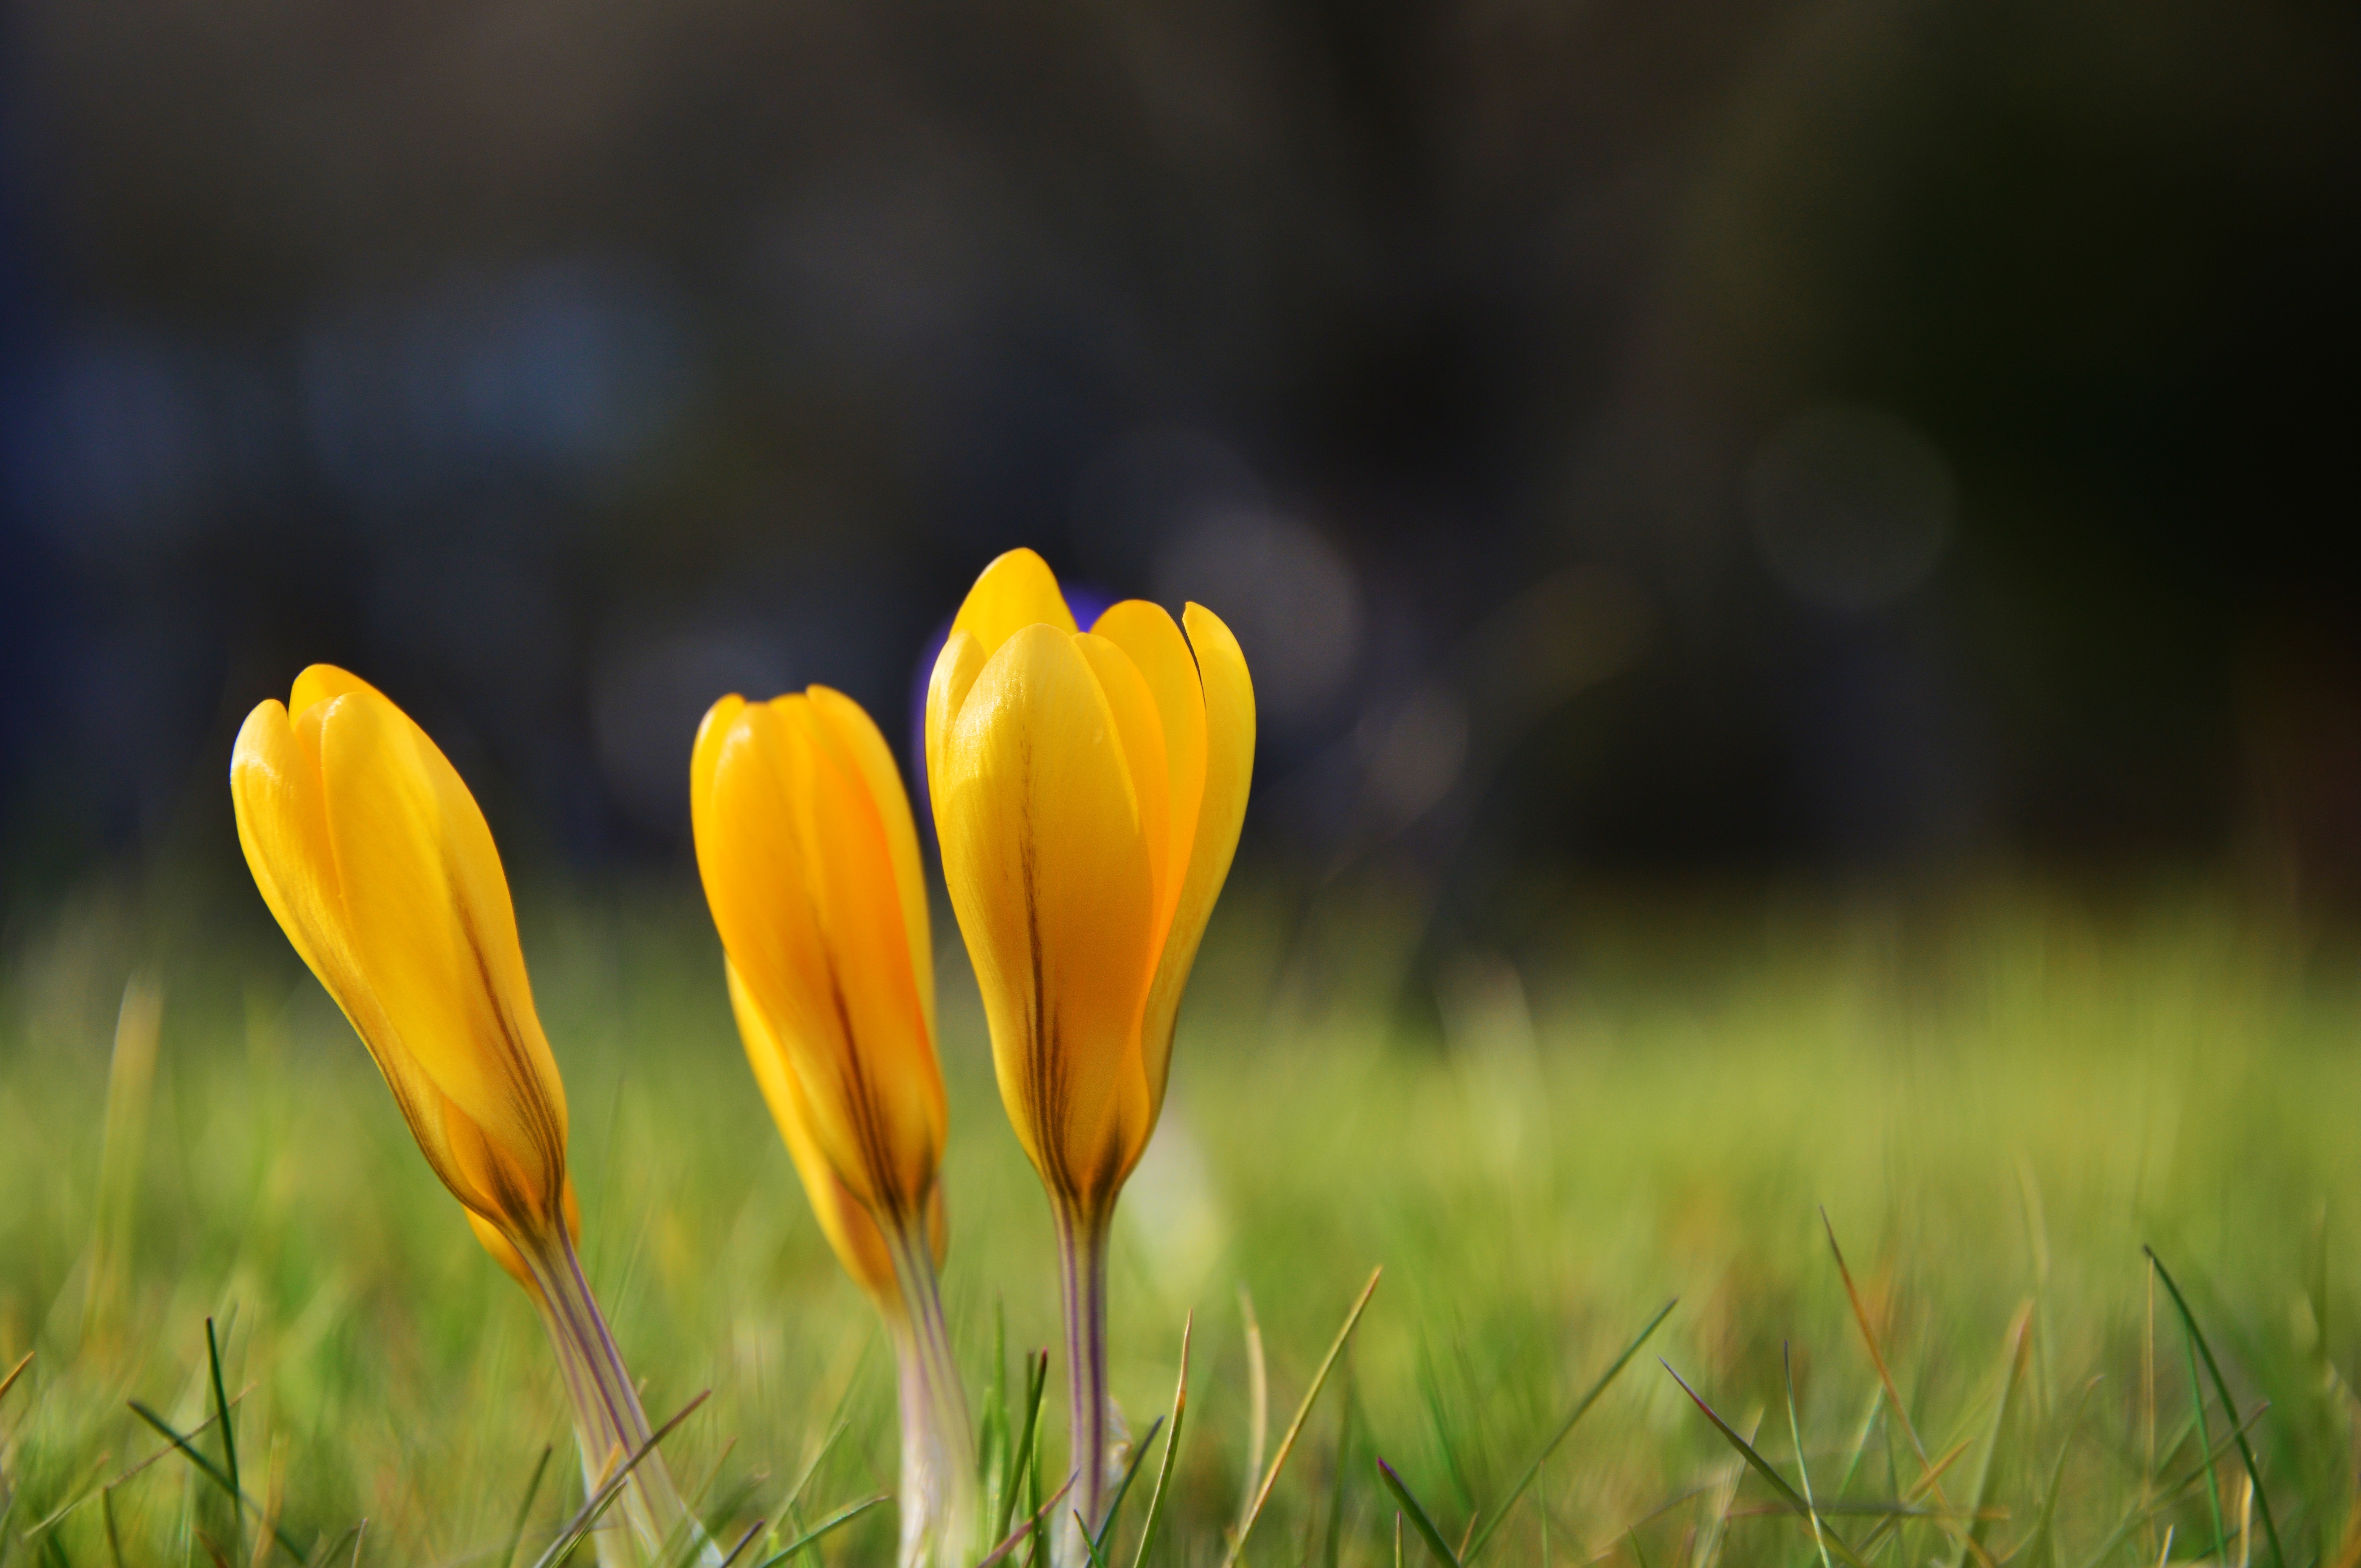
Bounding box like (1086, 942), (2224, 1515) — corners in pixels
(1053, 1204), (1113, 1568)
(884, 1222), (980, 1568)
(527, 1228), (722, 1567)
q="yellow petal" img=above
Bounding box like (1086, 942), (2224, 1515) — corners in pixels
(232, 699), (342, 991)
(727, 960), (899, 1302)
(1073, 634), (1172, 920)
(948, 548), (1076, 658)
(1089, 600), (1207, 945)
(288, 662), (379, 718)
(689, 693), (748, 858)
(807, 686), (936, 1047)
(312, 686), (569, 1228)
(925, 630), (987, 828)
(937, 624), (1156, 1213)
(234, 697), (518, 1221)
(1137, 604), (1255, 1112)
(697, 695), (942, 1223)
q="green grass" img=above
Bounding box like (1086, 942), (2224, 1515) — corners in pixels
(4, 872), (2360, 1567)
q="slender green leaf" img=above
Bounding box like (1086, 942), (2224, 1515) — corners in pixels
(743, 1496), (887, 1568)
(1223, 1266), (1383, 1567)
(1127, 1315), (1191, 1568)
(2147, 1250), (2288, 1568)
(976, 1477), (1076, 1568)
(1091, 1414), (1164, 1559)
(124, 1404), (307, 1565)
(1467, 1298), (1675, 1561)
(1658, 1363), (1874, 1568)
(500, 1447), (554, 1568)
(1785, 1344), (1835, 1568)
(1376, 1460), (1462, 1568)
(1944, 1305), (2031, 1568)
(206, 1317), (242, 1560)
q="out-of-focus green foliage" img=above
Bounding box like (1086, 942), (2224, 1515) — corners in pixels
(2, 878), (2357, 1564)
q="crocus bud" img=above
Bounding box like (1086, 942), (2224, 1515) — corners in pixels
(230, 664), (574, 1253)
(693, 687), (974, 1568)
(691, 687), (948, 1237)
(232, 665), (717, 1568)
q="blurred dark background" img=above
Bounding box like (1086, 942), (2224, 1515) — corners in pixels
(4, 0), (2359, 952)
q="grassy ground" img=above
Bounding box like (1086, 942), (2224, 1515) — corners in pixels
(3, 872), (2359, 1568)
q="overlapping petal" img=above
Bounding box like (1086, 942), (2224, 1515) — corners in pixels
(936, 624), (1158, 1211)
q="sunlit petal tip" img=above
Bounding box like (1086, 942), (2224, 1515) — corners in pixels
(950, 547), (1078, 656)
(288, 662), (381, 718)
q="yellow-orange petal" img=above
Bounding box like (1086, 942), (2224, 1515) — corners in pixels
(699, 695), (942, 1220)
(1089, 600), (1208, 943)
(288, 662), (379, 718)
(949, 548), (1077, 660)
(727, 960), (900, 1302)
(1137, 604), (1255, 1113)
(312, 686), (569, 1224)
(1073, 633), (1173, 920)
(937, 624), (1157, 1211)
(806, 685), (936, 1046)
(232, 699), (342, 992)
(925, 629), (988, 822)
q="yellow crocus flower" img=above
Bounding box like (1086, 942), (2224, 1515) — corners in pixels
(231, 666), (715, 1568)
(693, 689), (974, 1568)
(924, 548), (1254, 1553)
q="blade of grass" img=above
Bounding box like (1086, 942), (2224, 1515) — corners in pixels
(1832, 1387), (1883, 1501)
(1238, 1286), (1269, 1540)
(1127, 1314), (1191, 1568)
(103, 1487), (125, 1568)
(2146, 1249), (2288, 1568)
(207, 1318), (243, 1561)
(1417, 1339), (1475, 1520)
(0, 1350), (31, 1409)
(1222, 1266), (1384, 1568)
(975, 1476), (1077, 1568)
(307, 1523), (361, 1568)
(715, 1520), (765, 1568)
(1091, 1414), (1164, 1559)
(994, 1350), (1051, 1546)
(742, 1496), (887, 1568)
(2018, 1376), (2100, 1568)
(1785, 1345), (1835, 1568)
(500, 1448), (554, 1568)
(981, 1301), (1012, 1531)
(1076, 1511), (1115, 1568)
(2182, 1302), (2227, 1562)
(125, 1405), (307, 1564)
(1822, 1213), (1951, 1511)
(524, 1390), (712, 1568)
(1943, 1303), (2032, 1568)
(1376, 1459), (1462, 1568)
(1322, 1350), (1359, 1568)
(1467, 1297), (1676, 1561)
(2069, 1404), (2270, 1568)
(1658, 1363), (1873, 1568)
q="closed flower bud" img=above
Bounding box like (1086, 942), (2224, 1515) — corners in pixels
(231, 664), (573, 1252)
(231, 665), (715, 1568)
(693, 687), (974, 1568)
